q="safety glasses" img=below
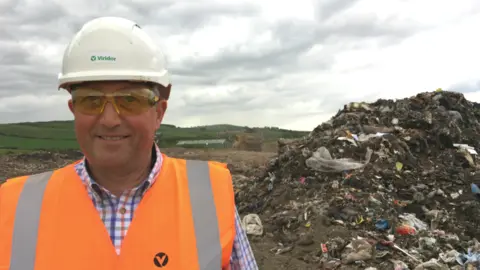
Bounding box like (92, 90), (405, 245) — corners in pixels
(71, 87), (160, 116)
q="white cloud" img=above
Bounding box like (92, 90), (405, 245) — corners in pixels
(1, 0), (480, 131)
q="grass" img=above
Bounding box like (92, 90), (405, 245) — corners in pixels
(0, 149), (32, 155)
(0, 120), (309, 153)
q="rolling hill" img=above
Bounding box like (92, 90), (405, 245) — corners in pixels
(0, 121), (309, 154)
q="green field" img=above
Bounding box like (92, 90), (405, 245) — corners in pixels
(0, 121), (309, 153)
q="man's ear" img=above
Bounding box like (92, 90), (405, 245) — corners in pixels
(154, 84), (171, 129)
(160, 85), (171, 100)
(68, 99), (74, 113)
(155, 100), (167, 129)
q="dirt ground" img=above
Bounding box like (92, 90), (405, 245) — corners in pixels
(0, 148), (305, 269)
(0, 148), (274, 179)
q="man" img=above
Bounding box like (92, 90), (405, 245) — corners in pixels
(0, 17), (258, 270)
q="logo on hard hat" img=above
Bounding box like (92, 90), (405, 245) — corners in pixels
(90, 54), (116, 62)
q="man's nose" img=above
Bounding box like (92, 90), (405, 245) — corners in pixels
(98, 102), (121, 127)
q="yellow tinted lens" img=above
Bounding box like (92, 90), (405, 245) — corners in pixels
(72, 89), (106, 115)
(71, 87), (157, 115)
(114, 89), (154, 115)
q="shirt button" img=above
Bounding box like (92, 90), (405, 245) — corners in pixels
(119, 208), (126, 214)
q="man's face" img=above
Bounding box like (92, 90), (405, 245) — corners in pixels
(68, 81), (167, 168)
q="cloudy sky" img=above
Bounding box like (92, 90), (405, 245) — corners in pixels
(1, 0), (480, 131)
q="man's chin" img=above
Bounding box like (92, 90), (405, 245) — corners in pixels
(90, 152), (129, 168)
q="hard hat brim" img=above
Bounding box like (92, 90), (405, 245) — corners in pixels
(57, 70), (170, 89)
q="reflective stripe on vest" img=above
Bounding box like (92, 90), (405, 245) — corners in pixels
(9, 160), (221, 270)
(187, 160), (221, 270)
(10, 171), (52, 270)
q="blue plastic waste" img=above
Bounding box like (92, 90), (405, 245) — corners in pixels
(375, 219), (389, 231)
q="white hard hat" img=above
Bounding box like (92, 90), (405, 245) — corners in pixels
(57, 17), (170, 89)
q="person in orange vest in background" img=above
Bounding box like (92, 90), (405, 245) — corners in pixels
(0, 17), (258, 270)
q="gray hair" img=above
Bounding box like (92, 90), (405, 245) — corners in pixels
(152, 84), (161, 97)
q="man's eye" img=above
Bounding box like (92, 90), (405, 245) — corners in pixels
(124, 96), (137, 102)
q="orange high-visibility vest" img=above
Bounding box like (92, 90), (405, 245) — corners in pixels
(0, 156), (236, 270)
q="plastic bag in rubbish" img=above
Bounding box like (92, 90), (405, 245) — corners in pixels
(305, 146), (373, 172)
(399, 213), (428, 231)
(241, 214), (263, 236)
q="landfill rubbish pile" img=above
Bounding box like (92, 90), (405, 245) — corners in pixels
(236, 91), (480, 269)
(0, 150), (84, 182)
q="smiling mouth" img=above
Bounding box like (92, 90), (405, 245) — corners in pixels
(97, 136), (129, 141)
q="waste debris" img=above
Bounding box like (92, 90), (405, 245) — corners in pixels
(236, 91), (480, 269)
(0, 150), (83, 183)
(242, 214), (264, 236)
